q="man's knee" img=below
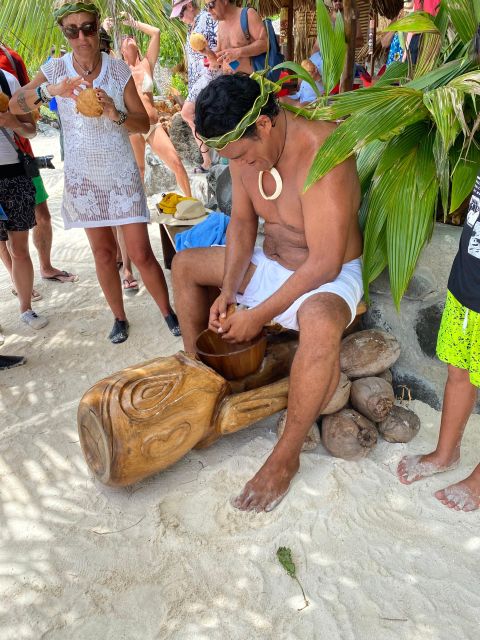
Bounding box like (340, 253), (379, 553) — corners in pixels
(172, 249), (199, 280)
(35, 201), (51, 224)
(297, 295), (349, 347)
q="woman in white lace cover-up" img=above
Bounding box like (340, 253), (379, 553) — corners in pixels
(10, 1), (181, 342)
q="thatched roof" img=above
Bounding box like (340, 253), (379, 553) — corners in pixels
(258, 0), (404, 19)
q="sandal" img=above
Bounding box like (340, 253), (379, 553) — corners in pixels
(109, 318), (129, 344)
(12, 288), (43, 302)
(193, 165), (209, 174)
(123, 278), (139, 294)
(164, 311), (181, 337)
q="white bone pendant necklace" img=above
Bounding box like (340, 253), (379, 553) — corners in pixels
(258, 110), (287, 201)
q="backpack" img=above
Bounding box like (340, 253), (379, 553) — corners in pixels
(240, 8), (284, 82)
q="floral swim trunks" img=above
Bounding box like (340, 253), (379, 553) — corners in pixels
(436, 290), (480, 387)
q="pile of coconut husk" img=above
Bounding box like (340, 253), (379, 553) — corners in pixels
(153, 98), (181, 133)
(277, 329), (420, 459)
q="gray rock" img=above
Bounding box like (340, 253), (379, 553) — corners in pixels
(415, 302), (444, 359)
(168, 113), (203, 167)
(144, 147), (177, 196)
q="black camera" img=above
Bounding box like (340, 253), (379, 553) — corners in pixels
(35, 155), (55, 170)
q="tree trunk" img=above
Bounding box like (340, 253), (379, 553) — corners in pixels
(340, 0), (358, 92)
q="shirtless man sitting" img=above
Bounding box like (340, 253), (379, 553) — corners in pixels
(206, 0), (267, 74)
(172, 73), (363, 513)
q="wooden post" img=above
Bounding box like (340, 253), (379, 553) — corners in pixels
(340, 0), (358, 92)
(287, 0), (294, 63)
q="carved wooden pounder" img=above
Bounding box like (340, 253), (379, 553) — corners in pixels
(77, 334), (298, 487)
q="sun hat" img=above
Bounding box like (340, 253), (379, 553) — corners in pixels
(170, 0), (191, 18)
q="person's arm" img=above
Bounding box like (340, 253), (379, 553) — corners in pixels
(208, 162), (258, 331)
(216, 10), (267, 65)
(0, 110), (35, 138)
(122, 13), (160, 72)
(220, 128), (361, 342)
(96, 76), (149, 134)
(9, 70), (83, 114)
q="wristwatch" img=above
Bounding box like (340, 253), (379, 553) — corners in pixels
(112, 110), (127, 126)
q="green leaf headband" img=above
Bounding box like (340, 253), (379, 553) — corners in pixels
(197, 72), (281, 150)
(54, 2), (100, 23)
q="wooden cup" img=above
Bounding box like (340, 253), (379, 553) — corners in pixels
(196, 329), (267, 380)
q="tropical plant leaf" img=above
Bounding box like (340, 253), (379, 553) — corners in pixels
(374, 61), (409, 86)
(276, 547), (309, 610)
(356, 140), (387, 194)
(304, 90), (427, 190)
(414, 32), (442, 78)
(315, 0), (346, 95)
(386, 132), (438, 307)
(275, 61), (322, 97)
(385, 11), (439, 34)
(450, 138), (480, 212)
(407, 57), (474, 91)
(443, 0), (477, 45)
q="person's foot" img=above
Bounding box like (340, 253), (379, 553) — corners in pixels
(12, 287), (43, 302)
(397, 452), (459, 485)
(109, 318), (129, 344)
(435, 472), (480, 511)
(41, 269), (78, 283)
(20, 310), (48, 330)
(164, 311), (181, 337)
(232, 452), (300, 512)
(123, 278), (139, 295)
(0, 355), (26, 370)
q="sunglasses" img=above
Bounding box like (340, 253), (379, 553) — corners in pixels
(206, 0), (217, 9)
(62, 22), (98, 40)
(179, 5), (188, 18)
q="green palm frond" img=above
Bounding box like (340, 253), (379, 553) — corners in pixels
(443, 0), (477, 45)
(315, 0), (346, 95)
(385, 11), (439, 34)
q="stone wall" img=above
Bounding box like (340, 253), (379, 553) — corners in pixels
(361, 223), (474, 411)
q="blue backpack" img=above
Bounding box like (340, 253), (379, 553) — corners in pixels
(240, 7), (284, 82)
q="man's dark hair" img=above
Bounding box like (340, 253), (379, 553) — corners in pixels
(195, 73), (280, 141)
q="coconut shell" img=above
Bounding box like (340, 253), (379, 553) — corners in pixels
(189, 32), (207, 52)
(76, 88), (103, 117)
(377, 404), (420, 443)
(321, 373), (351, 415)
(350, 376), (394, 422)
(276, 410), (321, 451)
(0, 92), (10, 113)
(340, 329), (401, 378)
(322, 408), (377, 460)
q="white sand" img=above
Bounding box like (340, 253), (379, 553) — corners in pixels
(1, 132), (480, 640)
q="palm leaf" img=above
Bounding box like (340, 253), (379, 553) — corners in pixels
(450, 138), (480, 212)
(356, 140), (386, 194)
(442, 0), (477, 45)
(276, 61), (322, 97)
(304, 90), (427, 190)
(414, 32), (442, 78)
(385, 11), (439, 34)
(315, 0), (346, 95)
(374, 61), (409, 86)
(386, 132), (438, 307)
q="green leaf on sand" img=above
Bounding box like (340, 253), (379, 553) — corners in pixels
(277, 547), (309, 610)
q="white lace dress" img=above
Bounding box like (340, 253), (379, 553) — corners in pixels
(41, 53), (149, 229)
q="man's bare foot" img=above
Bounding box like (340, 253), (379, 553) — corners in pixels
(232, 453), (299, 513)
(435, 473), (480, 511)
(397, 452), (459, 485)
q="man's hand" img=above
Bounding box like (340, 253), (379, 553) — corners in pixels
(219, 308), (265, 344)
(216, 48), (241, 65)
(208, 292), (236, 332)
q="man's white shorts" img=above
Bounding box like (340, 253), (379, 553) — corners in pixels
(236, 248), (363, 331)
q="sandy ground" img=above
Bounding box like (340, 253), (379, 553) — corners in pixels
(1, 132), (480, 640)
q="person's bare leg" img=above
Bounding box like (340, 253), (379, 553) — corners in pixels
(121, 222), (174, 316)
(0, 240), (13, 278)
(172, 247), (229, 351)
(181, 101), (211, 170)
(148, 125), (192, 197)
(34, 201), (76, 280)
(397, 365), (476, 484)
(130, 133), (146, 182)
(114, 227), (136, 287)
(435, 462), (480, 511)
(8, 230), (34, 314)
(84, 227), (126, 321)
(233, 293), (351, 512)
